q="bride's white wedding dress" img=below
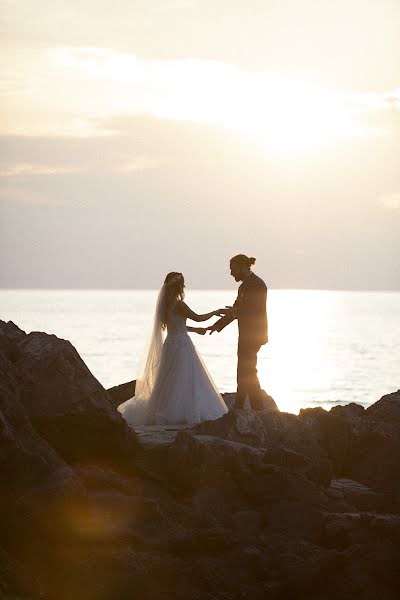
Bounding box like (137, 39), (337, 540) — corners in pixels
(118, 298), (228, 426)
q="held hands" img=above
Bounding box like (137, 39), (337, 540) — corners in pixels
(213, 306), (233, 317)
(193, 327), (207, 335)
(208, 306), (233, 335)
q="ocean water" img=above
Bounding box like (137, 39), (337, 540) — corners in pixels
(0, 289), (398, 414)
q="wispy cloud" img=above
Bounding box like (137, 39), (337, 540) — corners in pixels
(1, 46), (399, 149)
(0, 163), (81, 177)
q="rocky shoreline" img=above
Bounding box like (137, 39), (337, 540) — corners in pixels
(1, 319), (399, 599)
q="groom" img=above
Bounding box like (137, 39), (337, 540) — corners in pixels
(209, 254), (268, 410)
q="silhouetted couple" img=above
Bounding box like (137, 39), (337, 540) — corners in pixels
(118, 254), (268, 426)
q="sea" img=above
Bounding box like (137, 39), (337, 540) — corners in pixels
(0, 289), (398, 415)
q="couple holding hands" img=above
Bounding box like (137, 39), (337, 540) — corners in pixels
(119, 254), (268, 426)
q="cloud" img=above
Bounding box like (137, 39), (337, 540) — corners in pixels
(380, 192), (400, 212)
(0, 163), (81, 177)
(1, 45), (399, 148)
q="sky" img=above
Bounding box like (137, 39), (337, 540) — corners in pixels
(0, 0), (399, 290)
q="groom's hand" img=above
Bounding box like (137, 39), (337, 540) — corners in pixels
(217, 306), (232, 316)
(207, 324), (218, 335)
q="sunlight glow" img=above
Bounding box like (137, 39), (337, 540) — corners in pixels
(1, 44), (393, 146)
(257, 290), (341, 414)
(54, 49), (369, 152)
(33, 48), (389, 150)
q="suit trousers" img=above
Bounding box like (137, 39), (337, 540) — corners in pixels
(235, 340), (263, 410)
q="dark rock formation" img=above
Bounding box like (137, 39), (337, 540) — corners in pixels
(1, 320), (137, 465)
(365, 389), (400, 422)
(107, 379), (136, 409)
(1, 321), (399, 599)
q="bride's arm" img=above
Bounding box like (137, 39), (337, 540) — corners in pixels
(175, 300), (223, 322)
(187, 326), (207, 335)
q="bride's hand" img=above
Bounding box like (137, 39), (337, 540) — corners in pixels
(195, 327), (207, 335)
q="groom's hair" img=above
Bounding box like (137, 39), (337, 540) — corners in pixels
(230, 254), (256, 268)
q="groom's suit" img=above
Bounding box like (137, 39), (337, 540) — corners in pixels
(213, 272), (268, 409)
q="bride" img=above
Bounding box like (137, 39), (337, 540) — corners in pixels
(118, 272), (228, 426)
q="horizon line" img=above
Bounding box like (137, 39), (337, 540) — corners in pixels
(1, 287), (399, 293)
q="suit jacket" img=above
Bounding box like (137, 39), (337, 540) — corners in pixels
(214, 272), (268, 346)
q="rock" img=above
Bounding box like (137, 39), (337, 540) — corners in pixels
(326, 485), (345, 500)
(263, 446), (333, 486)
(221, 392), (236, 409)
(0, 346), (86, 598)
(167, 430), (266, 492)
(327, 479), (390, 511)
(262, 500), (326, 542)
(2, 319), (400, 599)
(0, 347), (79, 520)
(330, 402), (365, 419)
(0, 320), (137, 466)
(298, 407), (352, 475)
(0, 545), (25, 599)
(192, 486), (238, 527)
(342, 415), (400, 497)
(193, 407), (317, 454)
(232, 510), (262, 540)
(222, 390), (278, 411)
(134, 424), (189, 483)
(322, 512), (400, 549)
(193, 407), (335, 485)
(107, 380), (136, 409)
(364, 389), (400, 422)
(260, 390), (279, 411)
(167, 431), (327, 543)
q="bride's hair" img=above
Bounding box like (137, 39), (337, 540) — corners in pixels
(230, 254), (256, 268)
(160, 272), (185, 329)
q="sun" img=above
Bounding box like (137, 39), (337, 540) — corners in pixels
(212, 73), (366, 154)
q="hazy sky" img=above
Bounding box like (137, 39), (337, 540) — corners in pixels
(1, 0), (399, 289)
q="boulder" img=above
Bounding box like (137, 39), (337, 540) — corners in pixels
(0, 342), (86, 598)
(343, 421), (400, 497)
(298, 407), (352, 475)
(338, 394), (400, 497)
(364, 389), (400, 422)
(263, 446), (333, 486)
(327, 479), (391, 511)
(0, 320), (137, 466)
(107, 380), (136, 409)
(193, 408), (316, 454)
(0, 347), (78, 521)
(167, 430), (326, 542)
(193, 408), (335, 483)
(330, 402), (365, 419)
(322, 512), (400, 549)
